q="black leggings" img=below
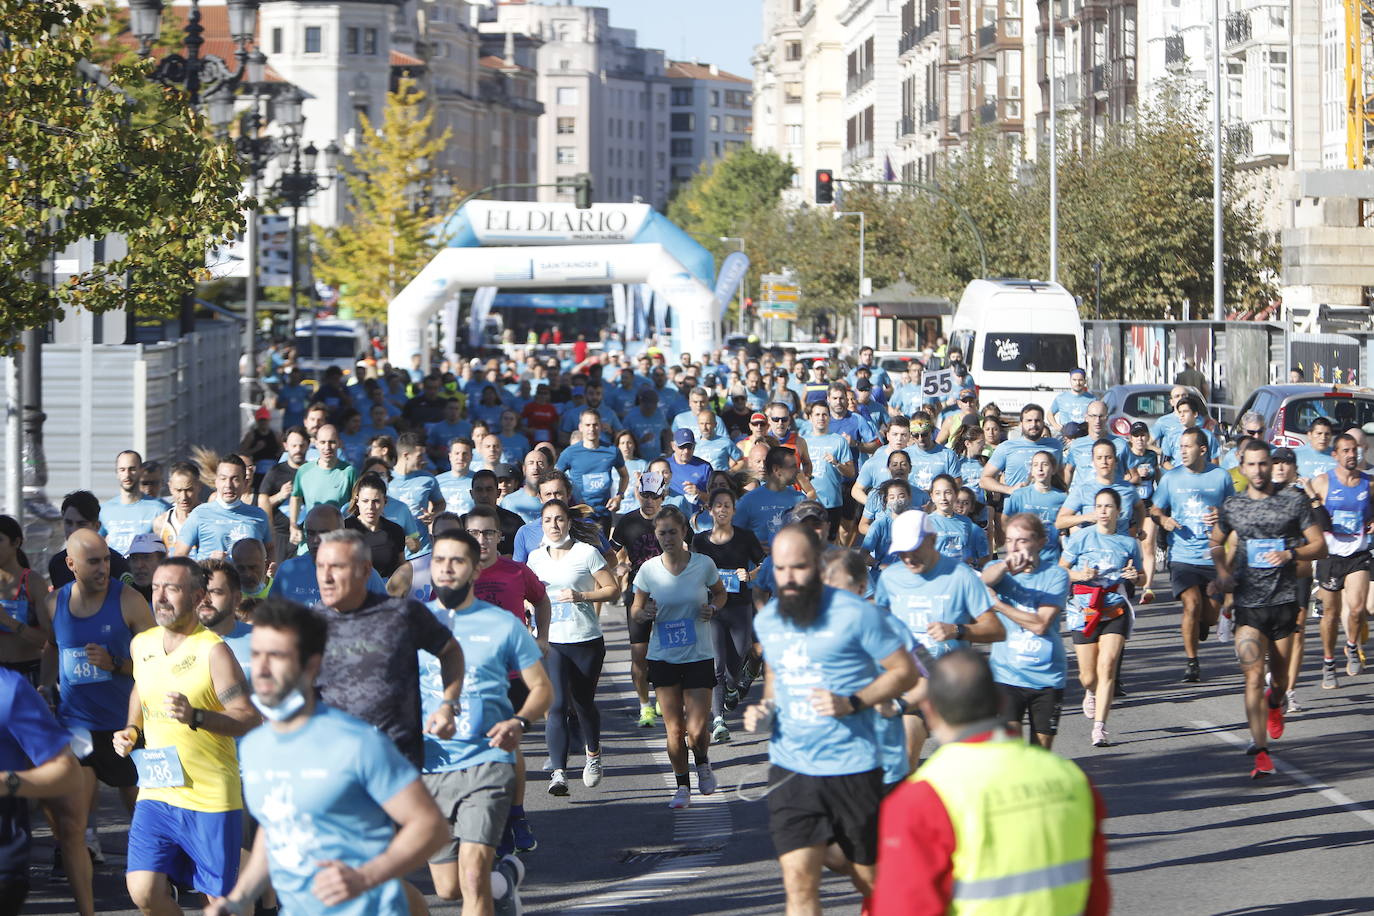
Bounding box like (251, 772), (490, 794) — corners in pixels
(545, 637), (606, 770)
(712, 601), (754, 717)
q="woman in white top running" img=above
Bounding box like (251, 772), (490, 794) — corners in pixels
(525, 499), (620, 797)
(632, 505), (728, 809)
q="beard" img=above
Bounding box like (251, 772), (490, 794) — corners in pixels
(776, 573), (824, 628)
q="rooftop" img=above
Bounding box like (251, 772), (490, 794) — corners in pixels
(664, 60), (751, 84)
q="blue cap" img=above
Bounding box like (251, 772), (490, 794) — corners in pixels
(673, 428), (696, 447)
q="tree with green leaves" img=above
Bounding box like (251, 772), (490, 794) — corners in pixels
(0, 0), (247, 351)
(667, 147), (796, 261)
(313, 79), (453, 321)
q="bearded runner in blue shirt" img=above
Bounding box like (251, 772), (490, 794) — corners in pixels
(979, 404), (1064, 500)
(217, 600), (449, 916)
(418, 531), (551, 914)
(743, 524), (918, 916)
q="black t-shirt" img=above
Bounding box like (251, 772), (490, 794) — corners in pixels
(494, 505), (526, 557)
(1216, 485), (1315, 609)
(49, 549), (135, 590)
(345, 517), (407, 578)
(612, 511), (663, 568)
(239, 428), (283, 466)
(312, 593), (453, 768)
(692, 526), (765, 610)
(258, 462), (299, 540)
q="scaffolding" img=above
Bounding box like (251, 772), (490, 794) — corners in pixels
(1348, 0), (1374, 168)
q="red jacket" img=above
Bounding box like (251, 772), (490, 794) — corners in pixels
(872, 733), (1111, 916)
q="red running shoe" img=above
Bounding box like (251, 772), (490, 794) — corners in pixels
(1250, 749), (1275, 780)
(1266, 688), (1286, 740)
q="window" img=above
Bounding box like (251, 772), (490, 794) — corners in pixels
(559, 58), (572, 71)
(346, 27), (359, 54)
(671, 138), (694, 157)
(709, 115), (720, 131)
(556, 147), (577, 164)
(712, 141), (721, 158)
(363, 28), (378, 56)
(783, 81), (803, 103)
(271, 27), (283, 55)
(304, 26), (322, 54)
(785, 123), (803, 144)
(671, 113), (696, 131)
(981, 334), (1079, 373)
(711, 91), (720, 107)
(556, 87), (579, 105)
(785, 40), (803, 61)
(671, 87), (694, 106)
(557, 117), (576, 134)
(657, 152), (666, 167)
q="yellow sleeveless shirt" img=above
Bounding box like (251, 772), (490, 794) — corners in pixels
(131, 625), (242, 812)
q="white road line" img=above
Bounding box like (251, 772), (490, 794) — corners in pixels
(1192, 719), (1374, 826)
(559, 657), (736, 913)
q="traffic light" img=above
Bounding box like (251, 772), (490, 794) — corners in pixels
(744, 297), (754, 317)
(815, 169), (835, 205)
(574, 174), (593, 209)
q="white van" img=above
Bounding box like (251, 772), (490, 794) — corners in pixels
(294, 318), (368, 380)
(947, 279), (1084, 415)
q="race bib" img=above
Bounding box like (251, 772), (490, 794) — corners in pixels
(1010, 629), (1053, 666)
(1332, 509), (1363, 537)
(133, 747), (185, 789)
(1246, 538), (1286, 569)
(898, 595), (934, 637)
(719, 570), (741, 593)
(582, 472), (611, 495)
(1065, 601), (1088, 632)
(62, 647), (111, 685)
(657, 618), (696, 650)
(551, 602), (577, 624)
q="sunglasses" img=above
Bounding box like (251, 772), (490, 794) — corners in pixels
(768, 416), (789, 423)
(1243, 428), (1264, 437)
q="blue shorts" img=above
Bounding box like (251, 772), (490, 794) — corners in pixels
(126, 800), (242, 897)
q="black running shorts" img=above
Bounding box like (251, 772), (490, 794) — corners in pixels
(767, 765), (884, 865)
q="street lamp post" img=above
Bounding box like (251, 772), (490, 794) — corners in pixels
(276, 135), (339, 368)
(719, 236), (746, 335)
(833, 211), (866, 347)
(1048, 0), (1059, 285)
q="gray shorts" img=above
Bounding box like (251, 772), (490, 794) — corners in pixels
(422, 762), (516, 860)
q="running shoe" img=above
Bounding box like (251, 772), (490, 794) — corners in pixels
(492, 854), (526, 916)
(711, 716), (731, 744)
(1217, 613), (1234, 643)
(637, 704), (657, 728)
(583, 752), (603, 788)
(1347, 643), (1363, 678)
(1182, 659), (1201, 683)
(1081, 692), (1096, 720)
(1091, 722), (1109, 747)
(738, 655), (762, 698)
(1250, 749), (1275, 780)
(1313, 597), (1324, 619)
(723, 687), (741, 711)
(495, 821), (516, 859)
(655, 700), (663, 716)
(1286, 690), (1303, 713)
(1114, 679), (1129, 699)
(548, 769), (569, 797)
(668, 785), (691, 809)
(1322, 663), (1338, 690)
(511, 815), (537, 853)
(85, 827), (105, 865)
(697, 763), (718, 795)
(1265, 688), (1286, 740)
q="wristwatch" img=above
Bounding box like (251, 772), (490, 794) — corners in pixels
(512, 715), (531, 731)
(847, 694), (865, 714)
(4, 771), (20, 797)
(954, 623), (968, 640)
(190, 708), (206, 731)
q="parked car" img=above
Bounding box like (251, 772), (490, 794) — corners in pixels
(1102, 384), (1214, 438)
(1235, 384), (1374, 448)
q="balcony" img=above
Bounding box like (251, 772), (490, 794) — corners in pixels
(899, 29), (918, 54)
(1225, 12), (1251, 49)
(977, 24), (996, 48)
(1091, 63), (1106, 96)
(917, 11), (938, 42)
(1225, 123), (1251, 157)
(1164, 34), (1185, 70)
(921, 100), (939, 124)
(842, 138), (874, 167)
(1229, 117), (1289, 163)
(978, 101), (997, 124)
(846, 66), (875, 94)
(897, 115), (917, 138)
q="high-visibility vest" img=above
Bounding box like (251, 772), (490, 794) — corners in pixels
(915, 734), (1096, 915)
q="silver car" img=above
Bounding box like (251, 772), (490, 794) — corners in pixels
(1234, 385), (1374, 448)
(1101, 384), (1212, 439)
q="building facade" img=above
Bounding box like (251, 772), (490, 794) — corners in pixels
(665, 61), (754, 192)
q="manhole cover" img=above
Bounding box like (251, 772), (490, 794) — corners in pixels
(617, 844), (724, 865)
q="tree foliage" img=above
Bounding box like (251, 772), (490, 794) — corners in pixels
(730, 85), (1278, 328)
(312, 79), (453, 321)
(0, 0), (247, 350)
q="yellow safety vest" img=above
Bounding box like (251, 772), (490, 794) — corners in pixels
(914, 734), (1095, 915)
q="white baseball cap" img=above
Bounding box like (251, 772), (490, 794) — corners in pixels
(126, 532), (167, 556)
(889, 510), (937, 554)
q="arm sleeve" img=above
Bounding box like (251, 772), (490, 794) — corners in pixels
(872, 780), (956, 916)
(174, 509), (199, 549)
(356, 728), (421, 807)
(4, 675), (72, 767)
(858, 601), (905, 660)
(519, 564), (548, 605)
(1152, 476), (1172, 513)
(408, 599), (455, 657)
(987, 443), (1008, 473)
(291, 466), (306, 499)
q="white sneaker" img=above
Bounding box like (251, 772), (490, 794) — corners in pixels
(1217, 613), (1234, 643)
(668, 785), (691, 809)
(492, 853), (525, 916)
(583, 752), (603, 787)
(697, 763), (717, 795)
(548, 769), (569, 797)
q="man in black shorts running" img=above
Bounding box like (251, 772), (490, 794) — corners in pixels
(1210, 440), (1326, 780)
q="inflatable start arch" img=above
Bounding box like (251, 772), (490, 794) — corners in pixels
(387, 201), (720, 367)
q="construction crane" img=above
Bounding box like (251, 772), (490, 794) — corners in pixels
(1348, 0), (1374, 168)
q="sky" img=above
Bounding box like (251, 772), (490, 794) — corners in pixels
(581, 0), (764, 77)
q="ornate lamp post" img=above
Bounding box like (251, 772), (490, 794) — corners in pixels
(276, 134), (340, 332)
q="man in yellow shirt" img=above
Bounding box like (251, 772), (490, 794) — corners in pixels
(113, 557), (260, 912)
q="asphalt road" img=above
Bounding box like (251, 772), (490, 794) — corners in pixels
(22, 578), (1374, 915)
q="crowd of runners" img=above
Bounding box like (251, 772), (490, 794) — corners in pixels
(2, 339), (1365, 915)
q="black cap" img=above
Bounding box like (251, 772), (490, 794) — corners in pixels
(1061, 421), (1087, 439)
(786, 501), (828, 524)
(493, 462), (520, 480)
(1129, 421), (1150, 437)
(774, 367), (790, 378)
(1271, 447), (1297, 464)
(855, 379), (873, 391)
